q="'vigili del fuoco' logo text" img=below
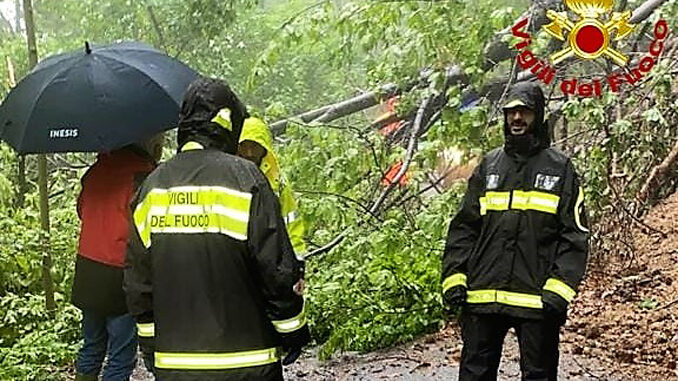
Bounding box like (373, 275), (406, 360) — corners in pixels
(511, 0), (669, 97)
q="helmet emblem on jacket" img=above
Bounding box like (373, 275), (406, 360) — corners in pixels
(486, 174), (500, 190)
(534, 173), (561, 191)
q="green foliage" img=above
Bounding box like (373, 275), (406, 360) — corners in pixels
(637, 298), (659, 310)
(0, 293), (80, 381)
(0, 0), (677, 376)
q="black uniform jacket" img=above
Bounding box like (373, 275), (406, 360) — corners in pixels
(442, 83), (589, 319)
(124, 143), (305, 381)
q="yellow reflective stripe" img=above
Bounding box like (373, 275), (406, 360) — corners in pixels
(180, 141), (204, 152)
(211, 108), (232, 131)
(134, 199), (153, 248)
(479, 191), (511, 215)
(497, 290), (543, 308)
(155, 348), (279, 370)
(511, 190), (560, 214)
(467, 289), (543, 309)
(543, 278), (576, 303)
(574, 186), (589, 232)
(133, 186), (253, 246)
(137, 323), (155, 338)
(442, 273), (467, 294)
(272, 301), (307, 333)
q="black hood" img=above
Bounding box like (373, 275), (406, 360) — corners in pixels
(177, 77), (249, 154)
(502, 82), (550, 158)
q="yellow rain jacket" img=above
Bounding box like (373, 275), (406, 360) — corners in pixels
(240, 117), (307, 260)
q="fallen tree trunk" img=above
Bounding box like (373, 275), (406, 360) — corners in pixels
(637, 138), (678, 203)
(271, 66), (466, 135)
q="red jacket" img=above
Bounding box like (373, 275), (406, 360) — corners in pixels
(77, 148), (156, 268)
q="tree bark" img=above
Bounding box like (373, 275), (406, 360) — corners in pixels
(23, 0), (55, 315)
(145, 2), (166, 51)
(14, 0), (22, 32)
(630, 0), (668, 23)
(6, 57), (27, 208)
(637, 139), (678, 203)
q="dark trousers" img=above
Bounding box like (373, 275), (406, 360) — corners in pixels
(458, 313), (561, 381)
(76, 310), (137, 381)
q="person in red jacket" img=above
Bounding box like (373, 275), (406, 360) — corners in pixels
(72, 135), (162, 381)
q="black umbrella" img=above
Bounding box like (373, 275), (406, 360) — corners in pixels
(0, 41), (198, 153)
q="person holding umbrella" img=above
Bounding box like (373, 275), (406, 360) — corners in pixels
(72, 134), (163, 381)
(0, 41), (197, 381)
(124, 77), (310, 381)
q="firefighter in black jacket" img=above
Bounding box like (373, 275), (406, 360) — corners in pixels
(441, 82), (589, 381)
(124, 77), (309, 381)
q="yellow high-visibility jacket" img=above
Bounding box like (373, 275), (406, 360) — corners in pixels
(240, 118), (307, 260)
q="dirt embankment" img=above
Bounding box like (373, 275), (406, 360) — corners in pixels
(564, 191), (678, 380)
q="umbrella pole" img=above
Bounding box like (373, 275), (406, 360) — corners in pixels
(23, 0), (55, 314)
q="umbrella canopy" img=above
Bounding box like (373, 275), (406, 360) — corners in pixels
(0, 41), (198, 153)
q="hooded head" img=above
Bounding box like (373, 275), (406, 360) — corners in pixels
(177, 77), (249, 154)
(238, 117), (281, 192)
(502, 82), (550, 157)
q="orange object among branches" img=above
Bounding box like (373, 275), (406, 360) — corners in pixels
(381, 161), (410, 186)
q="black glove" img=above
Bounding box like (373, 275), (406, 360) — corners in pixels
(443, 285), (467, 317)
(542, 290), (568, 325)
(281, 325), (311, 366)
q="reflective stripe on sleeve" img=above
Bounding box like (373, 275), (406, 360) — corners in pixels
(137, 323), (155, 338)
(467, 289), (543, 309)
(180, 141), (205, 152)
(155, 347), (279, 370)
(272, 301), (307, 334)
(442, 273), (467, 294)
(574, 186), (589, 233)
(543, 278), (576, 303)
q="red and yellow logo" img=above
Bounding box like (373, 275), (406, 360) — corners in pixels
(543, 0), (634, 66)
(511, 0), (669, 97)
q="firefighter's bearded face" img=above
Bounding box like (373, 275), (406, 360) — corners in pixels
(506, 106), (535, 136)
(238, 140), (267, 167)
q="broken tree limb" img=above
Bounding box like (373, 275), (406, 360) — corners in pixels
(637, 138), (678, 203)
(271, 84), (399, 135)
(369, 95), (434, 215)
(482, 0), (561, 70)
(630, 0), (669, 23)
(271, 66), (466, 135)
(305, 94), (440, 260)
